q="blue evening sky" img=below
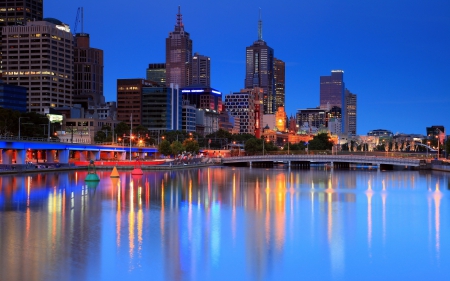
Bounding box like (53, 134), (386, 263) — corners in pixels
(45, 0), (450, 135)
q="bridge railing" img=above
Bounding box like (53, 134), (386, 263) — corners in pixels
(0, 135), (61, 143)
(222, 155), (421, 166)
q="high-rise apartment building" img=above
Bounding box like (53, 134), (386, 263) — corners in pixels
(0, 0), (43, 76)
(0, 0), (43, 28)
(165, 6), (192, 88)
(191, 52), (210, 86)
(344, 89), (357, 135)
(146, 63), (166, 86)
(2, 19), (73, 113)
(245, 13), (275, 114)
(73, 33), (104, 106)
(320, 70), (345, 110)
(274, 58), (285, 110)
(117, 79), (157, 126)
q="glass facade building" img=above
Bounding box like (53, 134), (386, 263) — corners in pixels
(0, 80), (27, 112)
(141, 85), (182, 132)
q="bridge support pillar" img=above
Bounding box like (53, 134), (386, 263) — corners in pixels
(249, 161), (252, 168)
(16, 149), (26, 164)
(92, 151), (100, 161)
(59, 149), (69, 164)
(288, 161), (291, 168)
(2, 149), (13, 164)
(330, 161), (334, 169)
(46, 150), (55, 163)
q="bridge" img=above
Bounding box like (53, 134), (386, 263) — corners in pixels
(222, 155), (423, 169)
(0, 136), (158, 165)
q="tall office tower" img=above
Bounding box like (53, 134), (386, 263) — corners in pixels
(165, 6), (192, 88)
(320, 70), (345, 110)
(273, 58), (285, 110)
(0, 0), (43, 76)
(2, 19), (73, 113)
(73, 32), (104, 107)
(245, 11), (275, 114)
(117, 79), (157, 126)
(146, 63), (166, 86)
(344, 89), (357, 135)
(141, 83), (182, 133)
(191, 52), (210, 86)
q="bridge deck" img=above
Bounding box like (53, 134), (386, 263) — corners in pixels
(222, 155), (422, 167)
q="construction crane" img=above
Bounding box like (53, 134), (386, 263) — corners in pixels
(73, 7), (84, 35)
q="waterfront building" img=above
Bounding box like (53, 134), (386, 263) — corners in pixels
(224, 91), (256, 135)
(141, 83), (182, 134)
(275, 106), (287, 132)
(196, 108), (219, 136)
(328, 117), (341, 135)
(344, 89), (357, 135)
(320, 70), (345, 110)
(165, 6), (192, 88)
(180, 85), (221, 111)
(117, 78), (158, 126)
(274, 58), (285, 110)
(244, 12), (275, 114)
(182, 100), (196, 132)
(73, 31), (104, 108)
(191, 53), (210, 87)
(2, 19), (74, 113)
(146, 63), (166, 86)
(0, 79), (27, 112)
(288, 115), (297, 134)
(426, 125), (445, 144)
(296, 107), (327, 132)
(218, 104), (234, 133)
(262, 114), (275, 131)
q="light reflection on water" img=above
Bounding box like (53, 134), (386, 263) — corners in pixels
(0, 167), (449, 281)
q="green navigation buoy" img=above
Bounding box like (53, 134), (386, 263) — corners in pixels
(85, 160), (100, 182)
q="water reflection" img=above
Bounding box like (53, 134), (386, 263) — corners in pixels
(0, 168), (449, 280)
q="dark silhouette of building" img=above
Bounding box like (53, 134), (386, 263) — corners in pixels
(245, 11), (275, 114)
(320, 70), (345, 110)
(73, 32), (104, 107)
(274, 58), (285, 110)
(165, 6), (192, 88)
(191, 53), (210, 87)
(146, 63), (166, 86)
(344, 89), (357, 135)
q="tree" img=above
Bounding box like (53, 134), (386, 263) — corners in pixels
(170, 140), (184, 156)
(308, 133), (333, 151)
(183, 139), (200, 154)
(244, 138), (260, 155)
(158, 139), (172, 156)
(115, 122), (130, 138)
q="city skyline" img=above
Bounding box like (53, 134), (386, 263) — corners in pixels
(44, 0), (449, 135)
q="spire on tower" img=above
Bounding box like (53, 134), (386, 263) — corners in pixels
(177, 6), (183, 27)
(258, 8), (263, 41)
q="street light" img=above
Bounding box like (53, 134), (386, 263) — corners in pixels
(19, 116), (29, 139)
(427, 141), (430, 159)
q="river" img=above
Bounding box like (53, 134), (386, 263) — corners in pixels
(0, 167), (449, 280)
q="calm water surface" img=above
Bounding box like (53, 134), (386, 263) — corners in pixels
(0, 167), (449, 281)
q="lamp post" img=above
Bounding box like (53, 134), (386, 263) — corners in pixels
(130, 114), (133, 161)
(427, 141), (430, 159)
(19, 117), (29, 139)
(262, 137), (265, 156)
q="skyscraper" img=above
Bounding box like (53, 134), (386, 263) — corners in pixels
(165, 6), (192, 88)
(73, 32), (104, 106)
(191, 52), (210, 86)
(344, 89), (357, 135)
(146, 63), (166, 86)
(2, 19), (73, 113)
(0, 0), (44, 76)
(0, 0), (43, 31)
(245, 11), (275, 114)
(274, 58), (285, 110)
(319, 70), (345, 110)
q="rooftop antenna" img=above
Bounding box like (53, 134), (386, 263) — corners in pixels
(177, 6), (183, 27)
(258, 8), (263, 41)
(81, 7), (84, 34)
